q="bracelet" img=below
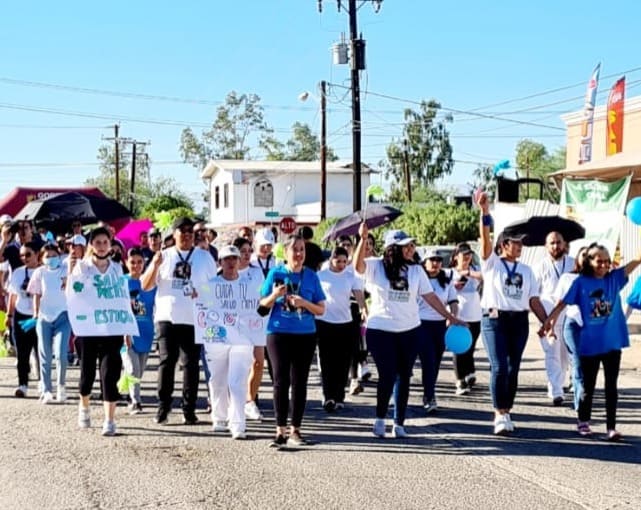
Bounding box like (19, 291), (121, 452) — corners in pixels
(481, 214), (494, 227)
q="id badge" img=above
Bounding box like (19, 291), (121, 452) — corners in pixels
(488, 308), (499, 319)
(182, 281), (194, 297)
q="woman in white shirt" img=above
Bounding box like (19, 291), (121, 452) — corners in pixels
(416, 249), (458, 414)
(477, 192), (547, 436)
(353, 224), (465, 439)
(316, 246), (366, 412)
(449, 243), (483, 395)
(5, 241), (40, 398)
(28, 243), (70, 404)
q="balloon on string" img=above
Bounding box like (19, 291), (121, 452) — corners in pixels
(445, 325), (472, 354)
(625, 197), (641, 225)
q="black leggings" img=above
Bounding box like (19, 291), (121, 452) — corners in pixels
(266, 333), (317, 428)
(77, 336), (123, 402)
(578, 349), (621, 430)
(13, 311), (38, 387)
(453, 321), (481, 380)
(316, 320), (353, 403)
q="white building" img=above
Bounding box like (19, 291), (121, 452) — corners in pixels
(201, 160), (375, 229)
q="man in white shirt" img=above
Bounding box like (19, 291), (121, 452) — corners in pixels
(534, 231), (574, 406)
(142, 217), (218, 425)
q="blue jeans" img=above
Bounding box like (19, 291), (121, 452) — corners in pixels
(416, 319), (446, 404)
(367, 327), (419, 426)
(481, 311), (529, 410)
(562, 318), (584, 411)
(36, 312), (71, 393)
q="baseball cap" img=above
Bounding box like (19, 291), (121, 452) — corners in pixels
(255, 228), (275, 246)
(71, 234), (87, 247)
(0, 214), (12, 226)
(172, 217), (195, 231)
(422, 249), (443, 261)
(218, 245), (240, 259)
(148, 227), (161, 237)
(455, 242), (473, 254)
(383, 230), (415, 249)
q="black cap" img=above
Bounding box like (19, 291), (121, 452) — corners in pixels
(148, 227), (161, 237)
(171, 217), (195, 231)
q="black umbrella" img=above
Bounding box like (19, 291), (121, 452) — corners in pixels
(502, 215), (585, 247)
(322, 204), (403, 242)
(14, 192), (131, 231)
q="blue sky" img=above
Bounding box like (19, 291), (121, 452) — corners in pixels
(1, 1), (639, 211)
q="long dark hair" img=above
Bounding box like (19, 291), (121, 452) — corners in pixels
(422, 263), (451, 289)
(581, 243), (610, 276)
(571, 246), (588, 273)
(382, 244), (414, 282)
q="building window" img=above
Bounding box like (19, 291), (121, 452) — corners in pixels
(223, 183), (229, 208)
(214, 186), (220, 209)
(253, 178), (273, 207)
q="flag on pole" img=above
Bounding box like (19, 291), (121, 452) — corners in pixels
(606, 77), (625, 156)
(578, 63), (600, 164)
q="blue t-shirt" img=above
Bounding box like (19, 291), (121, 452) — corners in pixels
(563, 268), (629, 356)
(260, 266), (326, 335)
(128, 277), (156, 353)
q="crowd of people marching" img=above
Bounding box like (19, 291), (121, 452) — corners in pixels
(1, 190), (637, 444)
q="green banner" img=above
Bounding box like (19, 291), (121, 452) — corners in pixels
(560, 175), (631, 253)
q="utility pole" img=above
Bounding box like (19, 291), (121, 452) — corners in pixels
(130, 142), (137, 213)
(403, 139), (412, 202)
(320, 80), (327, 220)
(349, 0), (362, 212)
(103, 124), (122, 200)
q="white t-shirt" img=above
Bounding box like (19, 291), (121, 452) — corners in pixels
(27, 265), (68, 322)
(8, 265), (37, 315)
(480, 252), (538, 311)
(534, 255), (575, 312)
(153, 247), (218, 325)
(359, 257), (433, 333)
(554, 272), (583, 326)
(250, 253), (277, 278)
(317, 266), (364, 324)
(237, 266), (266, 346)
(0, 260), (11, 292)
(450, 268), (483, 322)
(418, 272), (458, 321)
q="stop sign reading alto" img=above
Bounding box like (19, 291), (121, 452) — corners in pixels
(279, 216), (297, 234)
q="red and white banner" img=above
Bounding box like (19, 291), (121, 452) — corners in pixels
(606, 77), (625, 156)
(578, 63), (600, 164)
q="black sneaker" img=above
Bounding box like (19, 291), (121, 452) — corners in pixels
(154, 408), (170, 425)
(269, 434), (288, 449)
(183, 412), (199, 425)
(323, 399), (336, 413)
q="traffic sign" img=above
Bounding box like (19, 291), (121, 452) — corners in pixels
(279, 216), (297, 234)
(265, 211), (280, 218)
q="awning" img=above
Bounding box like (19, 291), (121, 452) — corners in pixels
(551, 151), (641, 182)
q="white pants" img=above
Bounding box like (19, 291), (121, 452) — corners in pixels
(204, 343), (253, 434)
(539, 318), (569, 399)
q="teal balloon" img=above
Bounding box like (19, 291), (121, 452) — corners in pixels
(626, 197), (641, 225)
(445, 325), (472, 354)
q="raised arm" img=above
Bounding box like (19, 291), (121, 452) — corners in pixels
(353, 222), (368, 275)
(624, 249), (641, 276)
(477, 191), (492, 261)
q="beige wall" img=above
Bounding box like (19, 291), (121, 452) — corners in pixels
(563, 96), (641, 169)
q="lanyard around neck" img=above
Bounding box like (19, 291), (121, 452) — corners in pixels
(175, 247), (194, 265)
(551, 256), (565, 279)
(500, 258), (518, 280)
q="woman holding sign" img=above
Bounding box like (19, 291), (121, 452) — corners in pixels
(259, 235), (326, 448)
(67, 227), (139, 437)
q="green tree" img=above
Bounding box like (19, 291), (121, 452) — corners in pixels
(180, 91), (273, 168)
(87, 144), (193, 218)
(383, 100), (454, 197)
(468, 164), (496, 200)
(139, 193), (193, 220)
(515, 140), (565, 202)
(260, 122), (339, 161)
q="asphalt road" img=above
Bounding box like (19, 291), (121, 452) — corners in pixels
(1, 321), (640, 510)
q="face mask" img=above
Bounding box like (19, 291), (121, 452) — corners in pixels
(44, 257), (61, 269)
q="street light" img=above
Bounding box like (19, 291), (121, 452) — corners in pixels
(299, 81), (327, 221)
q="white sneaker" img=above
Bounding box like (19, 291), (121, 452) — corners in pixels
(41, 391), (55, 404)
(56, 387), (67, 403)
(349, 379), (363, 395)
(372, 418), (386, 438)
(14, 385), (28, 398)
(244, 401), (263, 421)
(392, 424), (407, 438)
(423, 398), (438, 414)
(231, 430), (247, 440)
(101, 420), (117, 436)
(493, 415), (510, 436)
(212, 421), (228, 433)
(358, 363), (372, 381)
(78, 406), (91, 428)
(504, 413), (515, 432)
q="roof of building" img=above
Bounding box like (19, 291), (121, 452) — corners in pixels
(201, 159), (376, 179)
(551, 150), (641, 182)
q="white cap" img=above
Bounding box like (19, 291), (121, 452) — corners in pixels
(255, 228), (275, 247)
(71, 234), (87, 247)
(218, 245), (240, 259)
(0, 214), (12, 225)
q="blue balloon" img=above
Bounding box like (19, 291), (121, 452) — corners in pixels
(626, 197), (641, 226)
(445, 325), (472, 354)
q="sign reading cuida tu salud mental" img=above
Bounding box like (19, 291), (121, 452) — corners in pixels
(66, 263), (140, 337)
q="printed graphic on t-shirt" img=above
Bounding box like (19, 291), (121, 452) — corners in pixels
(589, 288), (612, 318)
(388, 274), (409, 302)
(131, 297), (147, 317)
(503, 272), (524, 300)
